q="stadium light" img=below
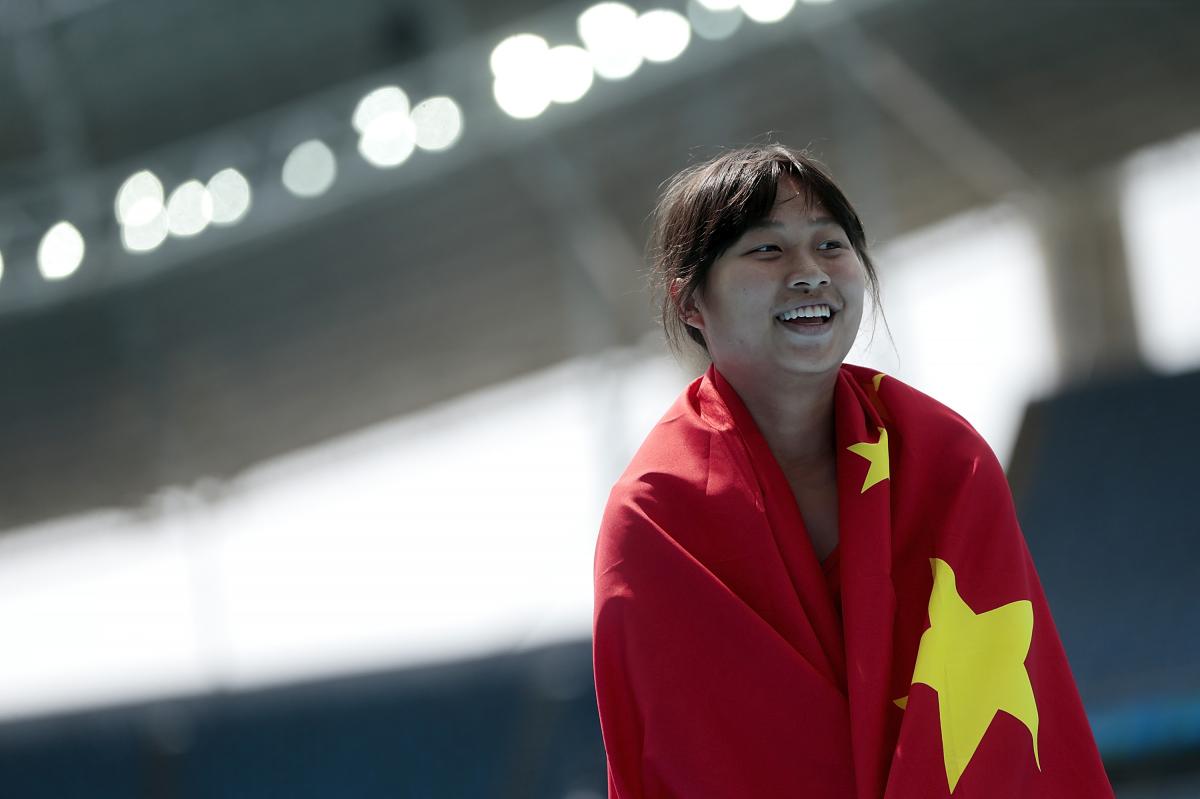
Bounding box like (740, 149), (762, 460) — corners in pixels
(38, 222), (85, 280)
(208, 168), (252, 225)
(115, 170), (165, 228)
(283, 140), (337, 197)
(166, 180), (214, 237)
(578, 3), (643, 80)
(636, 10), (692, 63)
(412, 97), (464, 151)
(739, 0), (797, 23)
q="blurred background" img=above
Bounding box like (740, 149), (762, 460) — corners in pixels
(0, 0), (1198, 795)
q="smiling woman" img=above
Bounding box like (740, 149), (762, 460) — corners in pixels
(591, 143), (1115, 798)
(655, 147), (880, 571)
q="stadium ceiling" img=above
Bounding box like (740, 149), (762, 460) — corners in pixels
(1, 0), (1198, 530)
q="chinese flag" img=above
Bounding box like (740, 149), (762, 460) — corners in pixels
(593, 363), (1114, 798)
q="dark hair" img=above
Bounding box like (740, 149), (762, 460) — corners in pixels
(648, 143), (884, 355)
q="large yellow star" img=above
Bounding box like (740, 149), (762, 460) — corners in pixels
(847, 426), (889, 493)
(900, 558), (1041, 793)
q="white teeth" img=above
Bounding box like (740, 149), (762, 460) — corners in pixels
(777, 304), (831, 321)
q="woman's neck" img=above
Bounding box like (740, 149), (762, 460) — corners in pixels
(721, 366), (839, 472)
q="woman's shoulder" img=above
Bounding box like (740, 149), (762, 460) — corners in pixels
(604, 383), (711, 519)
(597, 372), (760, 579)
(841, 362), (968, 420)
(609, 372), (714, 483)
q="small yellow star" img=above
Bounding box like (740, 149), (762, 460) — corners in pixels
(847, 427), (889, 493)
(906, 558), (1041, 793)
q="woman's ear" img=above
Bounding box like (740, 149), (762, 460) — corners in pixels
(670, 278), (704, 331)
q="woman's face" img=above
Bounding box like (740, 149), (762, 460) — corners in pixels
(683, 176), (866, 382)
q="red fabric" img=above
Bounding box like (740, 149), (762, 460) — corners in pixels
(823, 544), (842, 615)
(592, 363), (1113, 798)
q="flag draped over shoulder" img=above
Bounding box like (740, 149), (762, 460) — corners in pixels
(592, 363), (1114, 798)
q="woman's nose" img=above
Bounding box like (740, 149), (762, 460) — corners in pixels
(787, 263), (831, 291)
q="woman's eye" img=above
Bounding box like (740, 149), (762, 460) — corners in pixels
(818, 240), (845, 251)
(750, 244), (781, 254)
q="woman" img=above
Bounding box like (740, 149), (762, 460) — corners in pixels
(591, 144), (1113, 798)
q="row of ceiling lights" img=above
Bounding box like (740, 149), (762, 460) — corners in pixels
(0, 90), (463, 290)
(0, 0), (833, 293)
(490, 0), (833, 119)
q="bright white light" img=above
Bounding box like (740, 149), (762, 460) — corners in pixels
(206, 168), (252, 225)
(636, 10), (692, 62)
(489, 33), (549, 78)
(0, 507), (215, 723)
(493, 74), (552, 120)
(115, 170), (165, 228)
(122, 210), (170, 253)
(282, 139), (337, 198)
(801, 0), (836, 4)
(688, 0), (744, 39)
(698, 0), (739, 9)
(164, 180), (213, 238)
(358, 113), (417, 168)
(37, 221), (85, 280)
(352, 86), (410, 135)
(739, 0), (796, 23)
(411, 96), (463, 151)
(1123, 131), (1200, 373)
(545, 45), (595, 104)
(490, 34), (555, 119)
(578, 2), (643, 80)
(201, 355), (682, 684)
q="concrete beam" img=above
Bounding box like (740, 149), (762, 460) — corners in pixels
(1032, 165), (1147, 386)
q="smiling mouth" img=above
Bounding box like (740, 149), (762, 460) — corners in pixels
(776, 304), (837, 330)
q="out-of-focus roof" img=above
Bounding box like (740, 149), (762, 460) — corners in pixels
(2, 0), (1199, 529)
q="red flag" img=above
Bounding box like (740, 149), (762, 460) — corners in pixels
(592, 363), (1114, 798)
